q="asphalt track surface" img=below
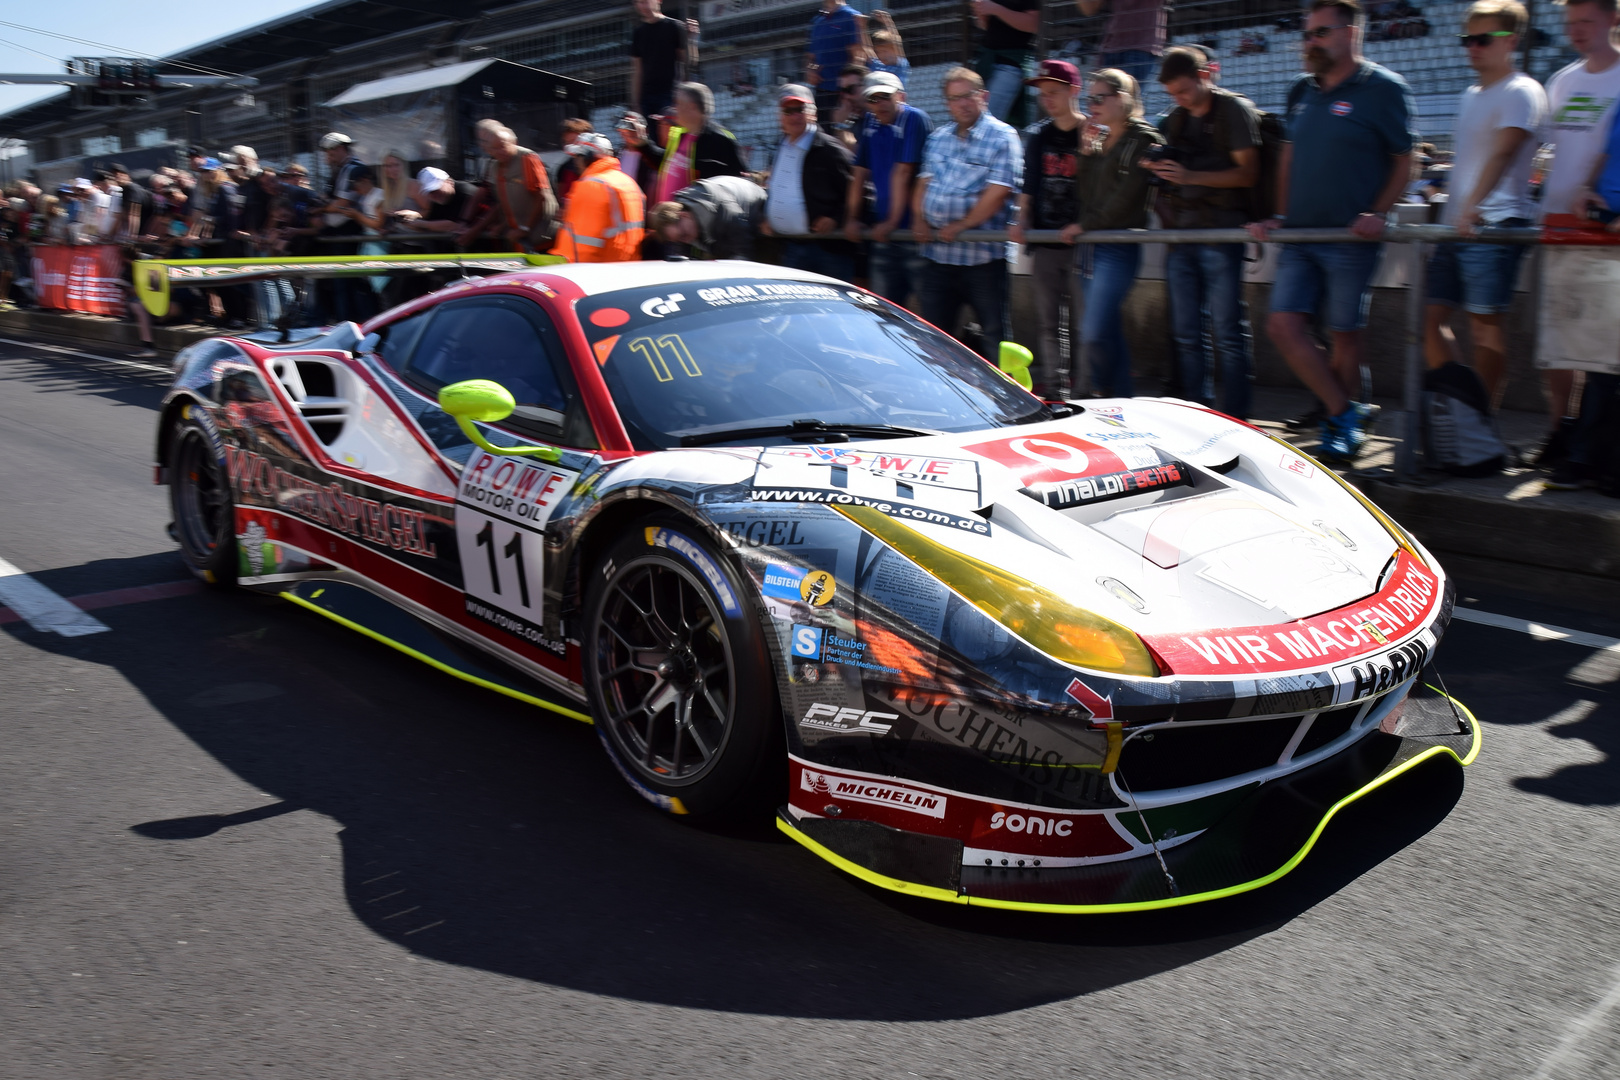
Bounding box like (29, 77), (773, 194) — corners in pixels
(1, 337), (1617, 1080)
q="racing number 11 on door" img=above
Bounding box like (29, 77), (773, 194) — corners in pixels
(454, 451), (576, 645)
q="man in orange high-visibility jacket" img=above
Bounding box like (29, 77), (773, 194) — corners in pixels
(551, 133), (646, 263)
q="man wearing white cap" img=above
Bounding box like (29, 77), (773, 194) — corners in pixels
(395, 167), (480, 251)
(551, 133), (646, 263)
(845, 69), (931, 305)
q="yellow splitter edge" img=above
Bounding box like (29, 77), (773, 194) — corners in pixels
(133, 252), (565, 318)
(777, 697), (1483, 914)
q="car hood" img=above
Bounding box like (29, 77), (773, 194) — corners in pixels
(745, 398), (1414, 644)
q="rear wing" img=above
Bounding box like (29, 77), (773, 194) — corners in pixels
(132, 252), (565, 318)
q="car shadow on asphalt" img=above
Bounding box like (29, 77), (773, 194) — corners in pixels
(1438, 622), (1619, 808)
(10, 581), (1467, 1022)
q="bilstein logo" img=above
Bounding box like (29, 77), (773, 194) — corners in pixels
(800, 768), (946, 818)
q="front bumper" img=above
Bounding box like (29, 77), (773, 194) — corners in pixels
(777, 691), (1480, 913)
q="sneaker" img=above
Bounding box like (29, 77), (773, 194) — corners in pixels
(1318, 402), (1375, 464)
(1286, 403), (1327, 431)
(133, 346), (158, 359)
(1534, 417), (1576, 469)
(1544, 462), (1589, 490)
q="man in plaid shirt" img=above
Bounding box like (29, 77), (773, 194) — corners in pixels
(911, 66), (1023, 358)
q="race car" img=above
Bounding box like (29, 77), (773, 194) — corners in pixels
(154, 258), (1479, 914)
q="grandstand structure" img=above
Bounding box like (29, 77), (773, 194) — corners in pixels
(0, 0), (1584, 183)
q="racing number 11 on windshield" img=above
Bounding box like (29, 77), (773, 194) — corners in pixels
(627, 334), (702, 382)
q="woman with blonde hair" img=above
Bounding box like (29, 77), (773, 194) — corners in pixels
(379, 150), (415, 216)
(1060, 68), (1162, 397)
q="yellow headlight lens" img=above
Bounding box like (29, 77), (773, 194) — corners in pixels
(833, 504), (1159, 677)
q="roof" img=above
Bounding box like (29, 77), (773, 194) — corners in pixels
(528, 259), (842, 298)
(323, 58), (498, 107)
(0, 0), (537, 135)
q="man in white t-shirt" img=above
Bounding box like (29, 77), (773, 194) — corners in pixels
(1536, 0), (1620, 451)
(1424, 0), (1547, 406)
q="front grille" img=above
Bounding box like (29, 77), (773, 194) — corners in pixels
(1293, 705), (1362, 758)
(1117, 701), (1378, 793)
(1116, 715), (1303, 792)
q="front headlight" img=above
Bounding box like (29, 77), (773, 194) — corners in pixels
(833, 505), (1159, 677)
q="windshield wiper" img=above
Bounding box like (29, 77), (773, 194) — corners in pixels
(678, 418), (941, 448)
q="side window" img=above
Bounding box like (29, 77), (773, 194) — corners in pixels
(371, 309), (432, 371)
(395, 295), (594, 448)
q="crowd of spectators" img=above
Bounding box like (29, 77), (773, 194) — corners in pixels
(6, 0), (1620, 487)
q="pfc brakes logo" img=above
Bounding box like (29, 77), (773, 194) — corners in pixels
(800, 767), (946, 818)
(989, 810), (1075, 837)
(640, 293), (685, 317)
(799, 703), (897, 734)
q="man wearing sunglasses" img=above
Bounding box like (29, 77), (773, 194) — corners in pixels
(845, 70), (932, 306)
(1422, 0), (1545, 412)
(1249, 0), (1415, 464)
(762, 84), (857, 281)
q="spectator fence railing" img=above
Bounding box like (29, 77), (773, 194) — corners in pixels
(780, 222), (1585, 481)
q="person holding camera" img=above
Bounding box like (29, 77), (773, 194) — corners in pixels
(1060, 68), (1163, 397)
(1146, 46), (1260, 419)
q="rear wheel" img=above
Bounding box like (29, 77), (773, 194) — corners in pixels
(169, 414), (237, 588)
(584, 518), (781, 819)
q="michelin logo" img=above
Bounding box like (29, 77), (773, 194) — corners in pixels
(644, 527), (741, 616)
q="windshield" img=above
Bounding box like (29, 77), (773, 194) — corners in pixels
(576, 279), (1048, 449)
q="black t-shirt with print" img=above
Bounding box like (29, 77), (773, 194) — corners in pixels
(1024, 115), (1082, 239)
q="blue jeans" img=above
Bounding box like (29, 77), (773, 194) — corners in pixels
(987, 64), (1025, 123)
(919, 257), (1008, 360)
(1270, 241), (1382, 332)
(1425, 222), (1530, 314)
(781, 239), (856, 283)
(868, 240), (924, 308)
(1103, 49), (1158, 83)
(1166, 242), (1253, 418)
(1079, 243), (1142, 397)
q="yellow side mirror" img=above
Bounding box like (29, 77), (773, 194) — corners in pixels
(997, 341), (1034, 391)
(437, 380), (562, 462)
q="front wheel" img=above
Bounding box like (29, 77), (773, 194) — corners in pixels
(169, 413), (237, 588)
(584, 518), (781, 819)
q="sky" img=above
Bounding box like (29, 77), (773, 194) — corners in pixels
(0, 3), (324, 118)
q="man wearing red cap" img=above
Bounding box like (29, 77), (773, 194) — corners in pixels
(1009, 59), (1086, 398)
(551, 133), (647, 263)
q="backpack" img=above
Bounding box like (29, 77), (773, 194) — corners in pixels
(1421, 362), (1508, 477)
(1159, 88), (1285, 224)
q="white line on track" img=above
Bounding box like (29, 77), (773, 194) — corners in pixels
(1453, 608), (1620, 653)
(1529, 962), (1620, 1080)
(0, 336), (170, 375)
(0, 555), (109, 637)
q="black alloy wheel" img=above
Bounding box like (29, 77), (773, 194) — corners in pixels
(585, 519), (780, 818)
(169, 416), (237, 587)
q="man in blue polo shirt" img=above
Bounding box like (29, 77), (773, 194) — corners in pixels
(1250, 0), (1415, 463)
(845, 70), (932, 306)
(807, 0), (871, 115)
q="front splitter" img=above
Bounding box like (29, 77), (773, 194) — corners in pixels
(777, 694), (1481, 914)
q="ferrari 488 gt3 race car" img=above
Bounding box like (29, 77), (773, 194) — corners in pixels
(155, 259), (1479, 913)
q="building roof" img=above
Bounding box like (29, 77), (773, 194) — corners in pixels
(0, 0), (531, 135)
(324, 58), (501, 107)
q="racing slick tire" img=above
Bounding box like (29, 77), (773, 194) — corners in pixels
(584, 516), (782, 820)
(168, 412), (237, 589)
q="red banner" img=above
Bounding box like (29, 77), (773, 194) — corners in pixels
(30, 245), (124, 316)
